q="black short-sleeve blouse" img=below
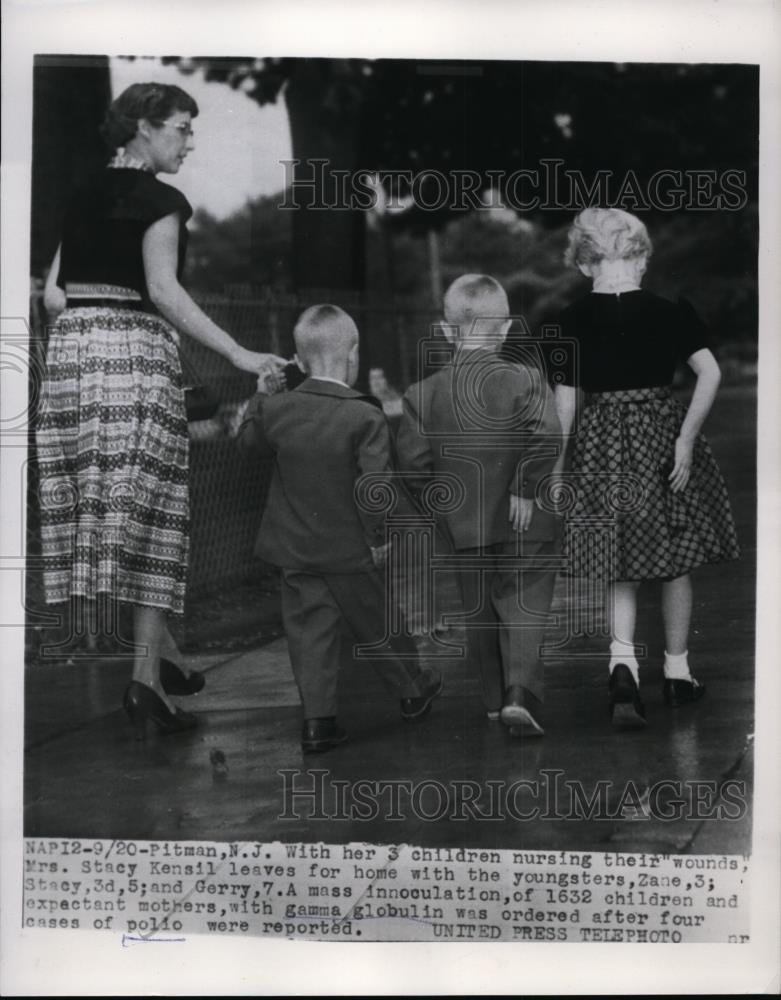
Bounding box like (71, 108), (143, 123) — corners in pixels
(549, 289), (710, 392)
(57, 168), (192, 308)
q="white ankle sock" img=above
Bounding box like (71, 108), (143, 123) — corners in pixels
(609, 641), (639, 685)
(664, 650), (692, 681)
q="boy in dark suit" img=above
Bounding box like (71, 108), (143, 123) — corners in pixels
(237, 304), (442, 754)
(396, 275), (562, 737)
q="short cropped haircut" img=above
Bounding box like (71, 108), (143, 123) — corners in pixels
(443, 274), (509, 334)
(564, 208), (653, 269)
(100, 82), (199, 150)
(295, 304), (352, 332)
(294, 304), (358, 364)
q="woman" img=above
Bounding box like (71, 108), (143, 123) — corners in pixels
(39, 82), (285, 738)
(552, 208), (740, 729)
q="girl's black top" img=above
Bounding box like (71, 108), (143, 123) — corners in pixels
(549, 289), (709, 392)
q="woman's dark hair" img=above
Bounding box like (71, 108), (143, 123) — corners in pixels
(100, 82), (199, 149)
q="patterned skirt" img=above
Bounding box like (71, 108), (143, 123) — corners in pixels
(562, 387), (740, 581)
(36, 307), (189, 614)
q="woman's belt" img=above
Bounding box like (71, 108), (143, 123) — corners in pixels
(65, 282), (145, 310)
(584, 386), (672, 405)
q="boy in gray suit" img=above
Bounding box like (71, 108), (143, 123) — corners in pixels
(238, 304), (442, 754)
(396, 275), (562, 737)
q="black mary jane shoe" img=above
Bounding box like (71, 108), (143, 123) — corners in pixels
(608, 663), (647, 730)
(123, 681), (197, 740)
(663, 677), (706, 707)
(160, 658), (206, 696)
(301, 717), (348, 755)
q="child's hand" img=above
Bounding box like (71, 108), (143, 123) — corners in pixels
(257, 369), (287, 395)
(669, 436), (694, 493)
(510, 494), (535, 532)
(227, 398), (252, 437)
(370, 542), (392, 568)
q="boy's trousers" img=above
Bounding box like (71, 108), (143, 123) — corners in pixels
(456, 538), (560, 712)
(281, 567), (430, 718)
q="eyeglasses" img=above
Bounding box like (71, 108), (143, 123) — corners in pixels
(153, 121), (194, 139)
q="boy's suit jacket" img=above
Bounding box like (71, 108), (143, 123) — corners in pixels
(396, 348), (563, 549)
(237, 378), (390, 573)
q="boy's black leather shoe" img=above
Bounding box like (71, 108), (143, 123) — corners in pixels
(301, 717), (348, 754)
(401, 673), (444, 721)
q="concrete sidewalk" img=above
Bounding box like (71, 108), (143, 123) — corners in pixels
(24, 602), (754, 855)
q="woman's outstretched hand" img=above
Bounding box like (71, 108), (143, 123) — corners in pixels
(232, 347), (287, 377)
(669, 436), (694, 493)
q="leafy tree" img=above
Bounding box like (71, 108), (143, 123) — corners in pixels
(167, 56), (758, 291)
(186, 195), (292, 293)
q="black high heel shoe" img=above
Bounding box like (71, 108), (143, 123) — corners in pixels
(123, 681), (197, 740)
(160, 658), (205, 696)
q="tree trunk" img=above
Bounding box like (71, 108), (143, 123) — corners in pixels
(31, 55), (112, 277)
(282, 60), (366, 295)
(279, 60), (401, 385)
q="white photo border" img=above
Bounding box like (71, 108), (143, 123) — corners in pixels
(2, 0), (779, 994)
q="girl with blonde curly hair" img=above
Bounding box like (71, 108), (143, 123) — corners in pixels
(552, 208), (739, 729)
